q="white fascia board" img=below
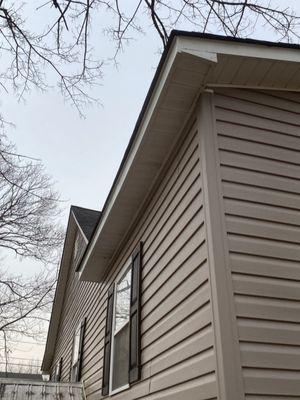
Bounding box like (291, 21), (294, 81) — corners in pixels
(71, 211), (89, 244)
(78, 38), (181, 278)
(79, 34), (300, 280)
(178, 36), (300, 63)
(79, 36), (260, 280)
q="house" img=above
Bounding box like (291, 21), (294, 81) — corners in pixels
(41, 31), (300, 399)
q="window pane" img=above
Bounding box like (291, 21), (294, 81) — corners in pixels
(115, 268), (131, 332)
(112, 323), (129, 390)
(55, 362), (60, 381)
(72, 328), (80, 366)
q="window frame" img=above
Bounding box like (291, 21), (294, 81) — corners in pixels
(70, 317), (86, 383)
(109, 258), (132, 396)
(71, 322), (81, 382)
(53, 358), (62, 382)
(102, 241), (142, 397)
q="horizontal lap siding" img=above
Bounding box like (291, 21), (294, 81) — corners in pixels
(51, 120), (217, 399)
(215, 88), (300, 399)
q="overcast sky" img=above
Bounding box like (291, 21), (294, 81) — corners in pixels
(2, 0), (300, 367)
(1, 5), (162, 365)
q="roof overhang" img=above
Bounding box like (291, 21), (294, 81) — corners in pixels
(79, 31), (300, 283)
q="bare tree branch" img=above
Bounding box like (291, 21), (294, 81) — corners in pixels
(0, 133), (63, 261)
(0, 133), (63, 364)
(0, 1), (298, 120)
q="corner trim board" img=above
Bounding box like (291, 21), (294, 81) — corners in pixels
(197, 90), (245, 400)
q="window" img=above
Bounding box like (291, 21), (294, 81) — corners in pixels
(111, 266), (131, 393)
(102, 243), (142, 396)
(71, 318), (86, 382)
(53, 358), (62, 382)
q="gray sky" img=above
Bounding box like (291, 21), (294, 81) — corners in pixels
(1, 7), (161, 364)
(1, 0), (300, 366)
(3, 33), (160, 217)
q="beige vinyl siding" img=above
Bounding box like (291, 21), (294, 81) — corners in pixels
(215, 88), (300, 398)
(50, 118), (217, 399)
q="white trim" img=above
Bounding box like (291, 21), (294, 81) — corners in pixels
(110, 384), (130, 396)
(78, 35), (300, 282)
(206, 83), (300, 92)
(79, 40), (178, 278)
(180, 49), (218, 63)
(178, 36), (300, 63)
(71, 211), (89, 244)
(108, 281), (116, 395)
(109, 258), (132, 395)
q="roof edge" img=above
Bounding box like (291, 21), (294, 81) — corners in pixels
(42, 205), (99, 372)
(78, 30), (300, 280)
(76, 31), (178, 275)
(170, 30), (300, 50)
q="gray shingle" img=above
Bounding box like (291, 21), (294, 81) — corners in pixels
(71, 205), (100, 241)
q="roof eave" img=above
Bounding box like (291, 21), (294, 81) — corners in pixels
(79, 32), (300, 283)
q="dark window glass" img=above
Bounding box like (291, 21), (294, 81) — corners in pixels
(112, 323), (130, 391)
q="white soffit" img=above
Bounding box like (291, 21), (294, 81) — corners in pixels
(79, 34), (300, 283)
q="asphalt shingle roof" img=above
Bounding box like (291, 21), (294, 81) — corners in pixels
(71, 205), (100, 241)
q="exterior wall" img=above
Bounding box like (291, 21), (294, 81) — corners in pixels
(50, 117), (218, 399)
(214, 88), (300, 398)
(50, 241), (101, 384)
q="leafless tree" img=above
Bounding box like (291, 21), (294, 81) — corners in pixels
(0, 1), (299, 116)
(0, 268), (56, 335)
(0, 355), (42, 375)
(0, 134), (63, 262)
(0, 132), (63, 369)
(0, 267), (55, 372)
(0, 0), (299, 371)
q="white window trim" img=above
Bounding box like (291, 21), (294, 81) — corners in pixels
(109, 258), (132, 396)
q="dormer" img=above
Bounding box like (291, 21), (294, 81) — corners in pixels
(71, 205), (100, 270)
